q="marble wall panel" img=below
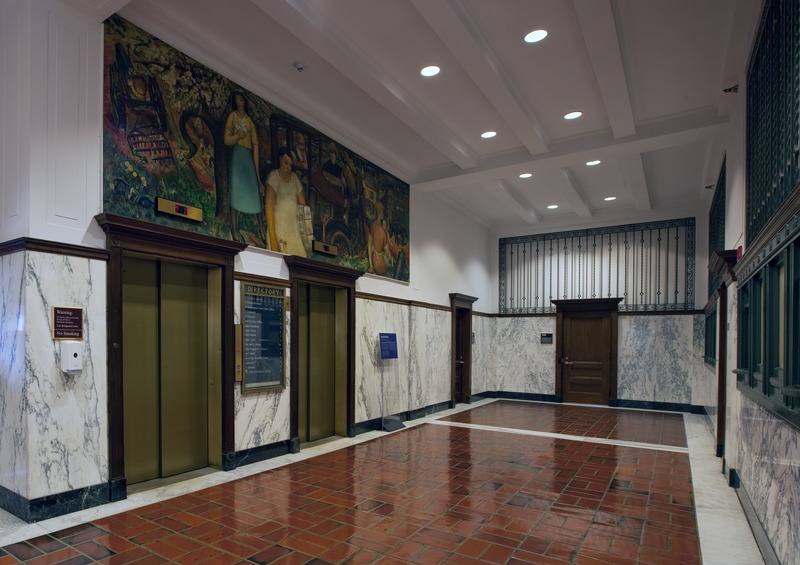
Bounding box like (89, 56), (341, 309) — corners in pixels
(725, 286), (740, 472)
(692, 311), (717, 419)
(471, 315), (497, 395)
(737, 397), (800, 565)
(407, 306), (450, 410)
(617, 315), (694, 403)
(0, 254), (26, 497)
(232, 282), (291, 451)
(495, 317), (556, 395)
(356, 298), (410, 422)
(24, 252), (107, 500)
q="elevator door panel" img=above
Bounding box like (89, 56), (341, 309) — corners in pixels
(122, 259), (160, 484)
(122, 259), (209, 484)
(308, 285), (335, 441)
(160, 262), (208, 477)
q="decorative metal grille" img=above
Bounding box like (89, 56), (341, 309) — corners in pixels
(499, 218), (695, 313)
(708, 160), (726, 297)
(747, 0), (800, 244)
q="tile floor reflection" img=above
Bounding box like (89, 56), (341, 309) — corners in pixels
(0, 400), (763, 564)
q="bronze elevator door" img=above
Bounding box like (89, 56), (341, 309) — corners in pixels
(561, 311), (611, 404)
(298, 283), (337, 443)
(122, 258), (209, 484)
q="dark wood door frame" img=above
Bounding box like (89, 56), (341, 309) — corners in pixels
(710, 250), (738, 457)
(450, 293), (478, 405)
(553, 298), (622, 403)
(284, 256), (362, 445)
(96, 214), (246, 502)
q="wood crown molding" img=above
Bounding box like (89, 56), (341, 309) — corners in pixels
(0, 237), (110, 261)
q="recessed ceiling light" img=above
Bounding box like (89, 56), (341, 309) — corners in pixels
(420, 65), (440, 77)
(564, 111), (582, 120)
(481, 131), (497, 139)
(524, 29), (548, 43)
(604, 196), (617, 201)
(586, 160), (601, 166)
(519, 173), (532, 179)
(547, 204), (559, 209)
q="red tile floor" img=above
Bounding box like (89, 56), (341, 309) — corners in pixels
(0, 402), (700, 564)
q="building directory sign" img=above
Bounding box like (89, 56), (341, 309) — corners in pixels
(241, 283), (287, 391)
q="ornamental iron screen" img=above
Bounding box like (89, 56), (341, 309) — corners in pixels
(708, 161), (727, 297)
(746, 0), (800, 244)
(499, 218), (695, 313)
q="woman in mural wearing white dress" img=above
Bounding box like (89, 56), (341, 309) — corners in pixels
(224, 90), (262, 242)
(266, 147), (310, 256)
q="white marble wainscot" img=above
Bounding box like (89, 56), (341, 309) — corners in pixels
(233, 385), (290, 452)
(737, 397), (800, 565)
(407, 305), (450, 410)
(617, 314), (693, 404)
(355, 298), (410, 422)
(495, 316), (556, 395)
(471, 314), (497, 395)
(24, 252), (108, 500)
(232, 282), (291, 451)
(0, 253), (26, 499)
(696, 361), (717, 430)
(692, 312), (717, 421)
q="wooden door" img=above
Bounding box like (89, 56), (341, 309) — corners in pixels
(561, 312), (611, 404)
(554, 298), (620, 405)
(454, 308), (469, 403)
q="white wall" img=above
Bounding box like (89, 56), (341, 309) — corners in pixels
(1, 0), (33, 241)
(0, 0), (104, 247)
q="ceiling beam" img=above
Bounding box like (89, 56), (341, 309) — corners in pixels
(572, 0), (636, 138)
(618, 154), (651, 210)
(412, 110), (727, 192)
(411, 0), (550, 156)
(252, 0), (480, 170)
(493, 180), (540, 224)
(558, 169), (593, 218)
(61, 0), (135, 21)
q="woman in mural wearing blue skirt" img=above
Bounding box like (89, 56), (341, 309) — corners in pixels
(224, 90), (262, 242)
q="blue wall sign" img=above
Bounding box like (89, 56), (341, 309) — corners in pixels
(379, 333), (398, 359)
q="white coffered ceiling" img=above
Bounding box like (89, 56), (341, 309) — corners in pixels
(65, 0), (763, 234)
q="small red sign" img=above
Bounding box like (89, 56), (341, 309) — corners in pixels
(52, 307), (83, 340)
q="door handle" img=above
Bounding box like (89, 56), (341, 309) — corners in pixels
(563, 361), (573, 365)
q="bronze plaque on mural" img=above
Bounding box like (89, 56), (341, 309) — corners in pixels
(52, 307), (83, 340)
(240, 283), (286, 392)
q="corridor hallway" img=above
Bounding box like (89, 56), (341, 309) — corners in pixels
(0, 401), (763, 564)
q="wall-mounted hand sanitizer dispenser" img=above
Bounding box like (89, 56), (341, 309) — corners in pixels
(60, 341), (82, 375)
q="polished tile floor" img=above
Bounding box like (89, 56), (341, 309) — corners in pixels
(0, 400), (764, 564)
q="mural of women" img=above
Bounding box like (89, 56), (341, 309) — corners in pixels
(368, 195), (402, 277)
(224, 90), (262, 242)
(266, 147), (311, 256)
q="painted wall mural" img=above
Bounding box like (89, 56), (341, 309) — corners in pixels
(102, 15), (410, 281)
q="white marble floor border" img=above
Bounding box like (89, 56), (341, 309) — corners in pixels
(428, 419), (689, 453)
(0, 400), (766, 565)
(684, 413), (764, 565)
